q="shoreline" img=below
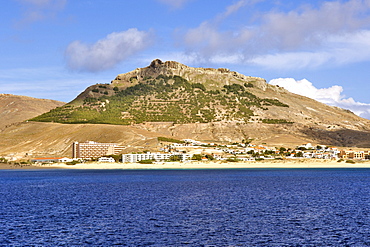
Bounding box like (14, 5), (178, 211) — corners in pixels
(3, 159), (370, 170)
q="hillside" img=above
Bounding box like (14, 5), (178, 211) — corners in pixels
(31, 59), (283, 125)
(0, 122), (162, 158)
(31, 59), (367, 131)
(0, 94), (64, 129)
(2, 59), (370, 159)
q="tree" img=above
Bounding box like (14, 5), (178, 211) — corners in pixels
(191, 154), (202, 161)
(105, 154), (121, 162)
(205, 154), (214, 160)
(294, 152), (303, 157)
(0, 158), (8, 163)
(169, 155), (181, 161)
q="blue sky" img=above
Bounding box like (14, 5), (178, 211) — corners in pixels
(2, 0), (370, 118)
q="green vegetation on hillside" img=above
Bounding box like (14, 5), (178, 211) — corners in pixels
(30, 75), (290, 125)
(158, 137), (184, 143)
(262, 119), (294, 124)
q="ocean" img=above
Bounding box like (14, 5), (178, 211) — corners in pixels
(1, 168), (370, 246)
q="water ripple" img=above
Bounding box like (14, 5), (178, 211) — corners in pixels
(1, 169), (370, 246)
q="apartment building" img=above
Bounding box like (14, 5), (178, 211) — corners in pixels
(72, 141), (125, 158)
(339, 150), (370, 160)
(122, 152), (192, 163)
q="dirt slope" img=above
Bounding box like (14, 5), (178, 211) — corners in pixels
(0, 94), (64, 129)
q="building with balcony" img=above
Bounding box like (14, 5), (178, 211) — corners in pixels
(122, 152), (192, 163)
(72, 141), (124, 159)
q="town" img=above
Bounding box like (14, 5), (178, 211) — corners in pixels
(2, 139), (368, 165)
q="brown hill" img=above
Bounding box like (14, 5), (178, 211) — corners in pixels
(0, 94), (64, 130)
(0, 122), (161, 159)
(3, 119), (370, 160)
(2, 60), (370, 159)
(32, 59), (369, 130)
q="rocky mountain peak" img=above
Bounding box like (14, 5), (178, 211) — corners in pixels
(112, 59), (267, 90)
(148, 58), (164, 68)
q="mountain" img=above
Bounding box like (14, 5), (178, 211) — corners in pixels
(31, 59), (365, 129)
(31, 59), (369, 131)
(31, 59), (275, 125)
(2, 60), (370, 159)
(0, 94), (64, 130)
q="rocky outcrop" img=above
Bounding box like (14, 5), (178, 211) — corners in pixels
(111, 59), (266, 90)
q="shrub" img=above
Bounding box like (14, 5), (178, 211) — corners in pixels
(66, 160), (80, 165)
(0, 158), (8, 163)
(345, 160), (356, 164)
(223, 84), (244, 94)
(262, 119), (294, 124)
(138, 159), (153, 164)
(208, 90), (221, 94)
(169, 155), (181, 162)
(205, 154), (214, 160)
(192, 154), (202, 161)
(263, 98), (289, 107)
(226, 157), (240, 162)
(294, 152), (303, 157)
(158, 137), (184, 143)
(191, 83), (206, 91)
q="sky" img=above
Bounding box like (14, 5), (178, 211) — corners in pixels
(2, 0), (370, 118)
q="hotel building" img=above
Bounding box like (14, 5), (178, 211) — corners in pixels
(72, 141), (125, 158)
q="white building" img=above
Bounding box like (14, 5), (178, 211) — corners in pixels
(98, 157), (116, 162)
(122, 152), (192, 163)
(298, 143), (314, 149)
(31, 157), (74, 163)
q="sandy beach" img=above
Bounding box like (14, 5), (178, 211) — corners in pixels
(0, 163), (60, 170)
(3, 159), (370, 170)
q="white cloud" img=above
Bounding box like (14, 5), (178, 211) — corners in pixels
(149, 52), (203, 65)
(269, 78), (370, 119)
(16, 0), (66, 25)
(65, 29), (154, 72)
(184, 22), (251, 56)
(248, 30), (370, 69)
(182, 1), (254, 58)
(220, 0), (248, 19)
(179, 0), (370, 69)
(259, 0), (370, 50)
(249, 51), (332, 69)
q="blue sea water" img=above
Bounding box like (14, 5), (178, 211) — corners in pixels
(1, 169), (370, 246)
